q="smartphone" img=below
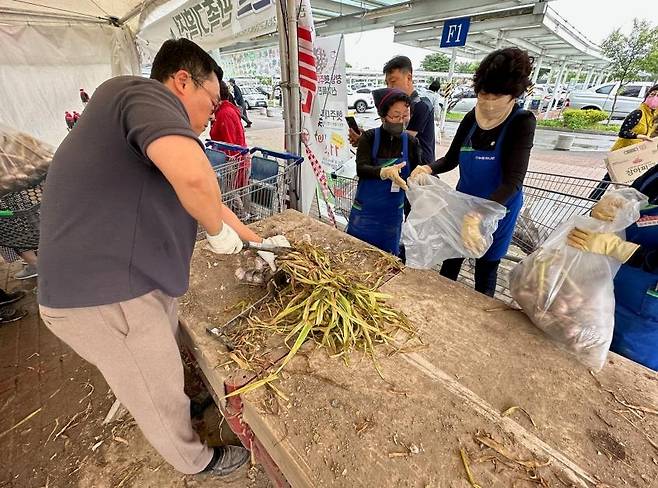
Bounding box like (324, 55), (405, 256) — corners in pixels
(345, 116), (361, 134)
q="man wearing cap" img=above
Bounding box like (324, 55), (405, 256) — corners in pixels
(228, 78), (252, 128)
(345, 88), (423, 256)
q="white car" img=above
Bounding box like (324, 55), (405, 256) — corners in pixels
(450, 88), (477, 113)
(241, 86), (268, 109)
(566, 82), (655, 118)
(347, 88), (375, 113)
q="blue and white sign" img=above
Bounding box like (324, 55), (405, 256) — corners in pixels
(440, 17), (471, 48)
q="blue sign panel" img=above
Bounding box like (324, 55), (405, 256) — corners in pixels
(440, 17), (471, 48)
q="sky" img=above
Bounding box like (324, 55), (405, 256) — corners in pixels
(343, 0), (653, 70)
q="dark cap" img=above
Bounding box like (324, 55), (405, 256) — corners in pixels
(372, 88), (410, 117)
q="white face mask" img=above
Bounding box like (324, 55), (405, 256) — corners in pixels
(475, 94), (515, 130)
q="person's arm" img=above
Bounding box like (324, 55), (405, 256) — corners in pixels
(489, 112), (536, 205)
(146, 135), (261, 242)
(428, 112), (473, 174)
(406, 99), (432, 138)
(625, 245), (658, 273)
(618, 110), (642, 139)
(355, 131), (381, 179)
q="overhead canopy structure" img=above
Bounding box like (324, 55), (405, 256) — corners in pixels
(392, 2), (608, 71)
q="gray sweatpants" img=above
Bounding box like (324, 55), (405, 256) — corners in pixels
(39, 290), (213, 474)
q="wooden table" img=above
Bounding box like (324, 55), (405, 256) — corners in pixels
(180, 210), (658, 488)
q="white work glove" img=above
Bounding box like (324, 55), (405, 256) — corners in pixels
(590, 195), (624, 222)
(461, 212), (486, 254)
(380, 162), (408, 191)
(206, 223), (243, 254)
(257, 235), (291, 272)
(408, 164), (433, 184)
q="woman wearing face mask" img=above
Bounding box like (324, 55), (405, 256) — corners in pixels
(611, 85), (658, 150)
(409, 48), (536, 296)
(346, 88), (423, 256)
(589, 86), (658, 200)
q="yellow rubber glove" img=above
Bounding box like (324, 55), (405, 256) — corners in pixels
(566, 227), (640, 263)
(380, 162), (408, 191)
(461, 212), (486, 254)
(408, 164), (432, 184)
(590, 195), (625, 222)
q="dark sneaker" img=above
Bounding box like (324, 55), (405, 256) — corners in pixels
(15, 264), (37, 280)
(0, 290), (25, 307)
(0, 307), (27, 325)
(204, 445), (250, 477)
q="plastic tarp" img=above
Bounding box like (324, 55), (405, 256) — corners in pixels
(0, 22), (140, 146)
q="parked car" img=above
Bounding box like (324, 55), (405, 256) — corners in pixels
(566, 82), (655, 118)
(241, 86), (268, 109)
(347, 88), (374, 113)
(450, 88), (477, 113)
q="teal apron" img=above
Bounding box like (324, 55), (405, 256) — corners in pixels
(456, 109), (524, 260)
(346, 128), (409, 256)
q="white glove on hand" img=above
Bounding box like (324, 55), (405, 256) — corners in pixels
(408, 164), (432, 184)
(257, 235), (291, 271)
(206, 223), (243, 254)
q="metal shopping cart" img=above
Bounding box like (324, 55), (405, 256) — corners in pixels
(0, 177), (44, 250)
(214, 146), (303, 225)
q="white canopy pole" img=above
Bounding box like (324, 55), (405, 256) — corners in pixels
(546, 59), (566, 114)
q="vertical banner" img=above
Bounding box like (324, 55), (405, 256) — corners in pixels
(296, 0), (334, 225)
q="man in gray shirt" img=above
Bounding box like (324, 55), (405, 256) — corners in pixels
(38, 39), (283, 477)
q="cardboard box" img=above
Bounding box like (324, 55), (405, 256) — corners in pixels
(605, 140), (658, 184)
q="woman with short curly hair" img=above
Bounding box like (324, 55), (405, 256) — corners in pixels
(410, 47), (537, 296)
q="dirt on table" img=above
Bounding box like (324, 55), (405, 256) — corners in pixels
(182, 212), (658, 488)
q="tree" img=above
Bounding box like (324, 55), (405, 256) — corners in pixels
(421, 53), (451, 72)
(601, 19), (658, 121)
(455, 62), (478, 74)
(641, 47), (658, 83)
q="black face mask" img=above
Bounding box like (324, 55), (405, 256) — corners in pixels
(383, 121), (405, 136)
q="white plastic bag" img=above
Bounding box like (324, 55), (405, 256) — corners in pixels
(510, 187), (648, 370)
(401, 176), (507, 268)
(0, 123), (53, 197)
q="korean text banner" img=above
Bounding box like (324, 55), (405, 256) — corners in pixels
(138, 0), (276, 54)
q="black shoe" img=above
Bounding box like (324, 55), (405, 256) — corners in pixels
(0, 307), (27, 325)
(0, 290), (25, 307)
(245, 122), (252, 128)
(203, 445), (250, 476)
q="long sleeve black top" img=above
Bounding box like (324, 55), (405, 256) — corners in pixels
(428, 108), (536, 205)
(618, 110), (643, 139)
(356, 127), (423, 179)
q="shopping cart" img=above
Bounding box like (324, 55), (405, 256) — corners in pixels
(326, 173), (358, 222)
(219, 147), (303, 225)
(0, 177), (44, 250)
(205, 140), (251, 196)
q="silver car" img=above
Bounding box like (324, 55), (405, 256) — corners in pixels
(567, 82), (655, 118)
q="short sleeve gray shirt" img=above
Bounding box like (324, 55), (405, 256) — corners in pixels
(38, 76), (202, 308)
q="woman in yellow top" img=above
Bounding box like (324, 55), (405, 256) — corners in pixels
(590, 85), (658, 200)
(610, 84), (658, 150)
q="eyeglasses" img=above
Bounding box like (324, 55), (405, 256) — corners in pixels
(191, 76), (220, 112)
(386, 113), (408, 122)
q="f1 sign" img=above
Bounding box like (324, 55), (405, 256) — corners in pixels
(440, 17), (470, 48)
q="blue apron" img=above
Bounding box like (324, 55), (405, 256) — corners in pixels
(612, 205), (658, 370)
(456, 110), (524, 260)
(346, 128), (409, 256)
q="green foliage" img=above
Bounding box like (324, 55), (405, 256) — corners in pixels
(641, 48), (658, 81)
(455, 62), (478, 74)
(562, 109), (609, 130)
(601, 19), (658, 119)
(421, 53), (451, 72)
